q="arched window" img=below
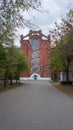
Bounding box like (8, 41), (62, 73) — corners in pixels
(32, 59), (40, 67)
(32, 39), (40, 51)
(32, 67), (40, 73)
(32, 52), (39, 59)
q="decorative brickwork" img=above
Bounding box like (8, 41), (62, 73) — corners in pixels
(20, 30), (51, 78)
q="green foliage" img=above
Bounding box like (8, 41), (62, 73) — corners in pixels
(5, 46), (29, 79)
(0, 45), (6, 77)
(50, 45), (66, 72)
(49, 9), (73, 73)
(0, 46), (29, 86)
(0, 0), (40, 85)
(12, 47), (29, 78)
(0, 0), (41, 47)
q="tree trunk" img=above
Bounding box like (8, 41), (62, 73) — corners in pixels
(3, 71), (7, 87)
(66, 63), (69, 84)
(19, 77), (20, 83)
(4, 78), (7, 87)
(15, 78), (18, 83)
(65, 56), (70, 84)
(66, 70), (69, 84)
(10, 75), (13, 85)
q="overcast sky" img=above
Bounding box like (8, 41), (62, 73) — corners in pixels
(15, 0), (73, 46)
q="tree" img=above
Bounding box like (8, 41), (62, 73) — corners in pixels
(0, 45), (6, 78)
(49, 9), (73, 84)
(0, 0), (40, 85)
(0, 0), (41, 46)
(2, 46), (29, 86)
(13, 47), (29, 83)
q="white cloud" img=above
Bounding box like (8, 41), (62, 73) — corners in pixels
(15, 0), (73, 46)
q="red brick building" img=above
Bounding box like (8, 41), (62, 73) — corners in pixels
(20, 30), (51, 78)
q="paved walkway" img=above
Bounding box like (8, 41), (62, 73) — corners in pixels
(0, 80), (73, 130)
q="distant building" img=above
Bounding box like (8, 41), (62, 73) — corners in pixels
(20, 30), (51, 78)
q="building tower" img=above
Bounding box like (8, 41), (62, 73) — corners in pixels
(20, 30), (51, 79)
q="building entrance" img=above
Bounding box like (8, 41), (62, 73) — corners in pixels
(34, 75), (37, 80)
(30, 73), (41, 80)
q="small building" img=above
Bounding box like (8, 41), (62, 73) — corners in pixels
(20, 30), (51, 79)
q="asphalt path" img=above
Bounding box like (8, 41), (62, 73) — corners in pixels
(0, 80), (73, 130)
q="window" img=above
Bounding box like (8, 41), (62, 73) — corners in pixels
(32, 59), (40, 67)
(32, 52), (39, 59)
(32, 67), (40, 73)
(32, 39), (40, 51)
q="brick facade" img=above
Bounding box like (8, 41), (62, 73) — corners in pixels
(20, 30), (51, 78)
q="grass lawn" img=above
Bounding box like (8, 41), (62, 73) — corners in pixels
(0, 86), (7, 91)
(0, 83), (23, 94)
(52, 81), (73, 97)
